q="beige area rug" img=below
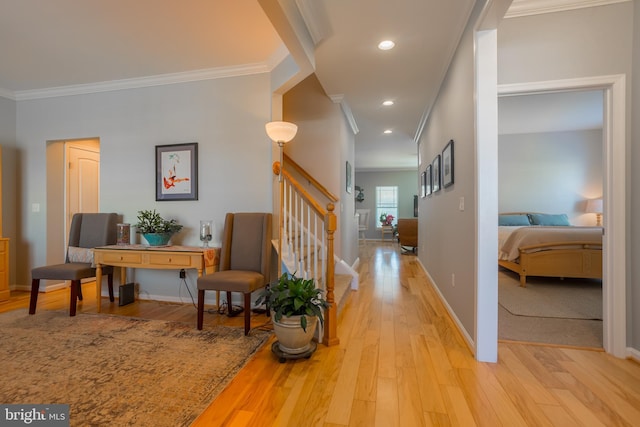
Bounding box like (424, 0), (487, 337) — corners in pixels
(499, 270), (602, 320)
(498, 270), (603, 347)
(0, 310), (271, 426)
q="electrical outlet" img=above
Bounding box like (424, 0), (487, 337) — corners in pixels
(179, 269), (186, 279)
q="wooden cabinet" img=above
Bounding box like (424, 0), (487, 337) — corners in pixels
(0, 238), (8, 301)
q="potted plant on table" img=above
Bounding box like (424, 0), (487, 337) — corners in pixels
(256, 272), (330, 359)
(379, 212), (394, 226)
(134, 209), (183, 246)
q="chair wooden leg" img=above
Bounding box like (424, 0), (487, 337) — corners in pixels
(29, 279), (40, 315)
(69, 280), (79, 316)
(107, 273), (114, 302)
(244, 293), (251, 336)
(197, 289), (205, 330)
(77, 281), (83, 301)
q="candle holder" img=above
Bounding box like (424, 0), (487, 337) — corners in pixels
(199, 220), (213, 248)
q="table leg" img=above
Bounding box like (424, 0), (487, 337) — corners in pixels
(96, 264), (102, 312)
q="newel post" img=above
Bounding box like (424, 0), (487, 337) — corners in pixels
(324, 203), (339, 346)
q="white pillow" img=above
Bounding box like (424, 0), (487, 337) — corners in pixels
(68, 246), (95, 266)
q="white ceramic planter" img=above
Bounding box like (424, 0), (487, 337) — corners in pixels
(273, 315), (318, 355)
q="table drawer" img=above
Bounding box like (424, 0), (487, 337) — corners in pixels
(102, 252), (143, 264)
(147, 253), (193, 267)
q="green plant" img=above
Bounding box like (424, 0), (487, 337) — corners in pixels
(134, 209), (183, 234)
(379, 212), (394, 226)
(256, 273), (330, 332)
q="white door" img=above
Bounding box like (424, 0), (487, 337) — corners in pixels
(66, 142), (100, 237)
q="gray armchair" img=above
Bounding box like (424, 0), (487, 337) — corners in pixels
(197, 212), (272, 335)
(29, 213), (118, 316)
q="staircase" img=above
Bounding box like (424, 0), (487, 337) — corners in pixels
(274, 155), (356, 346)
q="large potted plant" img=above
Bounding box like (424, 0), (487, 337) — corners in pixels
(256, 272), (330, 358)
(134, 209), (183, 246)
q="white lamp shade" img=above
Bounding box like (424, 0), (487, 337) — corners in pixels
(585, 198), (603, 214)
(265, 121), (298, 143)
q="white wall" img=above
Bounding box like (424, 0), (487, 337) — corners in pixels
(15, 73), (273, 302)
(631, 0), (640, 352)
(417, 1), (484, 342)
(354, 170), (418, 240)
(499, 129), (603, 225)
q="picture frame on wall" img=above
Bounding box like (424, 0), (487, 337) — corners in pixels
(421, 170), (427, 198)
(432, 154), (441, 193)
(156, 142), (198, 201)
(425, 164), (432, 196)
(346, 161), (352, 194)
(442, 139), (454, 188)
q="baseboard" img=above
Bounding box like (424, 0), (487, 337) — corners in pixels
(627, 347), (640, 363)
(13, 281), (68, 293)
(415, 257), (476, 356)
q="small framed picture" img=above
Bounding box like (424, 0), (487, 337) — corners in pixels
(156, 142), (198, 201)
(432, 154), (441, 193)
(425, 164), (432, 196)
(442, 139), (454, 188)
(421, 171), (427, 198)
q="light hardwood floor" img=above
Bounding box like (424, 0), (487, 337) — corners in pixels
(3, 242), (640, 426)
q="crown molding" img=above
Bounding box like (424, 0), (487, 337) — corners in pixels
(12, 63), (270, 101)
(294, 0), (329, 46)
(329, 94), (359, 135)
(505, 0), (630, 18)
(0, 88), (15, 101)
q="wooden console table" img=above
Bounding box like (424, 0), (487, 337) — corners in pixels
(93, 245), (219, 312)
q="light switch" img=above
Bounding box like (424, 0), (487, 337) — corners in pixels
(32, 203), (40, 213)
(459, 197), (464, 211)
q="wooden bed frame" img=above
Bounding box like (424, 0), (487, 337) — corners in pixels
(498, 241), (602, 287)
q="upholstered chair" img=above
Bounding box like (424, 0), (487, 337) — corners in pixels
(197, 212), (272, 335)
(29, 213), (118, 316)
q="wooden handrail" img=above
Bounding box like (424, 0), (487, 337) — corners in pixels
(283, 153), (339, 203)
(280, 167), (329, 217)
(273, 159), (339, 346)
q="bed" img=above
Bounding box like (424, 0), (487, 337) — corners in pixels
(498, 213), (603, 287)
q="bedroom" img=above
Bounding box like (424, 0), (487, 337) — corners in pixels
(497, 89), (604, 347)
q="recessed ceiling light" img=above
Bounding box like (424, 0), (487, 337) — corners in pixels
(384, 129), (393, 134)
(382, 100), (394, 106)
(378, 40), (395, 50)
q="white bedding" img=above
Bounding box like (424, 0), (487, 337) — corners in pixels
(498, 226), (603, 262)
(498, 226), (525, 260)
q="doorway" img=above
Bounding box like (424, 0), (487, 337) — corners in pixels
(497, 75), (627, 358)
(43, 138), (100, 291)
(497, 90), (604, 348)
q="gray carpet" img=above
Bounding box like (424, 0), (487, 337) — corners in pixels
(498, 270), (603, 347)
(0, 310), (271, 426)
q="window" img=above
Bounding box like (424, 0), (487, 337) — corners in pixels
(375, 186), (398, 228)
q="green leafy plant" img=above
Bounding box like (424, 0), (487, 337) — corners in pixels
(379, 212), (394, 226)
(256, 273), (330, 332)
(134, 209), (183, 234)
